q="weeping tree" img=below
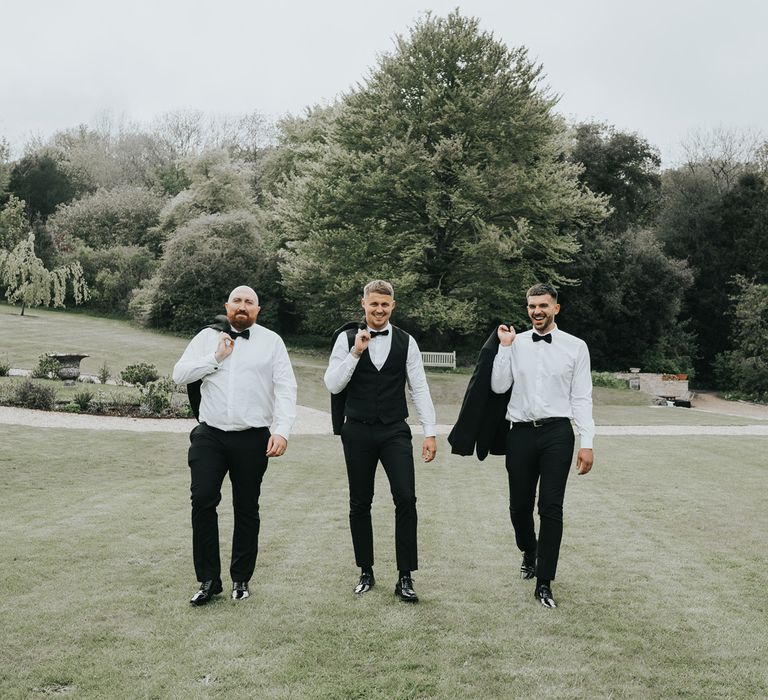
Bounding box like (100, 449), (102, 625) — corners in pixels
(1, 233), (89, 315)
(271, 11), (607, 342)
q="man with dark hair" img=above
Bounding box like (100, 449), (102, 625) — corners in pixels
(325, 280), (437, 602)
(492, 282), (594, 608)
(173, 286), (297, 606)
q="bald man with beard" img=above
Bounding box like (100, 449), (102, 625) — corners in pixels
(173, 286), (297, 605)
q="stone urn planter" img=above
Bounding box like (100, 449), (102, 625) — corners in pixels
(50, 353), (89, 386)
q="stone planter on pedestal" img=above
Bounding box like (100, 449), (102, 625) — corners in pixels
(50, 353), (89, 386)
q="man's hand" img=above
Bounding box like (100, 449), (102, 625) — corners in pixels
(422, 437), (437, 463)
(214, 332), (235, 363)
(353, 329), (371, 357)
(576, 448), (593, 475)
(266, 434), (288, 457)
(497, 324), (516, 347)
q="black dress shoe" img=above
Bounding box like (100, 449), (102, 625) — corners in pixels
(190, 579), (223, 606)
(354, 572), (375, 595)
(534, 583), (557, 608)
(232, 581), (249, 601)
(394, 576), (419, 603)
(520, 550), (536, 580)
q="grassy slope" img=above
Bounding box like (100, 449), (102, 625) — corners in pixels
(0, 427), (766, 698)
(2, 302), (762, 426)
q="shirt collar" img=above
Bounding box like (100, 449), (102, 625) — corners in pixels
(367, 322), (391, 334)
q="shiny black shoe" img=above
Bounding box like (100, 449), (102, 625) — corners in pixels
(232, 581), (249, 601)
(520, 550), (536, 580)
(354, 572), (375, 595)
(534, 583), (557, 608)
(190, 579), (223, 606)
(394, 576), (419, 603)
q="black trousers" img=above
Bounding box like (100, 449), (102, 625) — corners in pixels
(187, 423), (270, 583)
(505, 418), (575, 581)
(340, 419), (418, 572)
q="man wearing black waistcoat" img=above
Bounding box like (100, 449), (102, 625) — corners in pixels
(325, 280), (437, 602)
(173, 285), (297, 606)
(491, 282), (595, 609)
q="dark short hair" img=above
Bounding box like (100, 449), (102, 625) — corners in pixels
(526, 282), (558, 301)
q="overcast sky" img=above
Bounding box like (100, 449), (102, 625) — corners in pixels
(2, 0), (766, 165)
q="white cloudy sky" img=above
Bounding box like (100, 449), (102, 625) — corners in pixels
(2, 0), (766, 165)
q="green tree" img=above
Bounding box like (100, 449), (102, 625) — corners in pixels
(154, 150), (255, 237)
(7, 151), (90, 221)
(47, 185), (165, 256)
(657, 168), (768, 382)
(131, 150), (276, 332)
(130, 212), (274, 333)
(559, 229), (694, 372)
(0, 195), (28, 251)
(271, 11), (607, 340)
(71, 243), (157, 314)
(570, 122), (661, 232)
(0, 232), (89, 315)
(714, 276), (768, 401)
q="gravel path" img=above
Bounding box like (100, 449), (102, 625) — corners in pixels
(2, 405), (768, 436)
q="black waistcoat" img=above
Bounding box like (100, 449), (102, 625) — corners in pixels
(344, 326), (409, 424)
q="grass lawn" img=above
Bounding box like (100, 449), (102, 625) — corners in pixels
(1, 426), (766, 698)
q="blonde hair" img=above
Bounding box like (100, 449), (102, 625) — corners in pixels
(363, 280), (394, 298)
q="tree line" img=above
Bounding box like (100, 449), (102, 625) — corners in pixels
(1, 11), (766, 398)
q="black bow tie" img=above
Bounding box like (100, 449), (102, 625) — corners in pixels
(533, 333), (552, 344)
(228, 329), (250, 340)
(369, 329), (390, 338)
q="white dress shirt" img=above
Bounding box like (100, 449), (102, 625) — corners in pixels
(172, 324), (297, 438)
(324, 323), (437, 437)
(490, 325), (595, 449)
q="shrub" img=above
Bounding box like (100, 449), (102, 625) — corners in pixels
(139, 377), (174, 416)
(31, 354), (61, 379)
(592, 372), (629, 390)
(121, 362), (160, 386)
(12, 380), (56, 410)
(0, 359), (10, 376)
(97, 361), (111, 385)
(72, 389), (94, 411)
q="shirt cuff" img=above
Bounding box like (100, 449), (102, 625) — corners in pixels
(272, 424), (291, 441)
(497, 344), (513, 355)
(579, 435), (594, 449)
(422, 425), (437, 438)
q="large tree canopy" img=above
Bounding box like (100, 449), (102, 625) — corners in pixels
(657, 166), (768, 382)
(272, 11), (607, 341)
(7, 151), (90, 221)
(570, 122), (661, 232)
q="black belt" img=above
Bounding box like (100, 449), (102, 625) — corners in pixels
(511, 417), (569, 428)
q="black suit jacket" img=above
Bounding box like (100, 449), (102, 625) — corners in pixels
(186, 315), (231, 421)
(329, 321), (365, 435)
(447, 329), (510, 460)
